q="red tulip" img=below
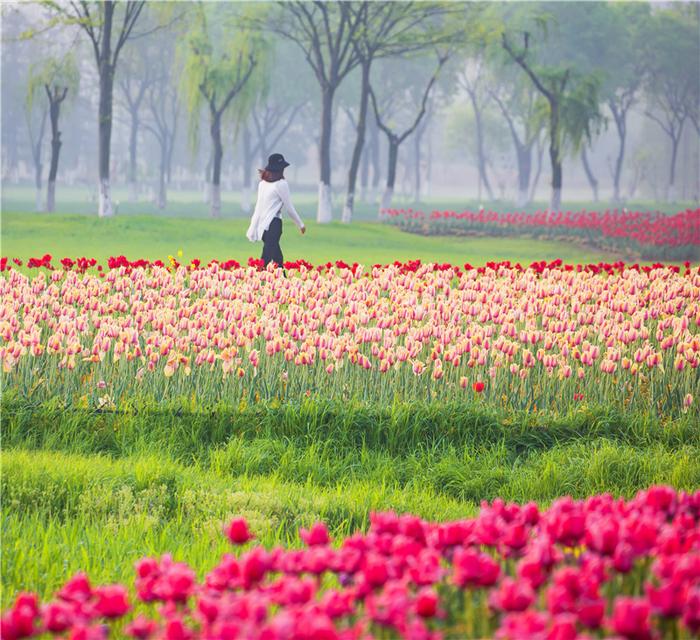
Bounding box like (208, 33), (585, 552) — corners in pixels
(489, 577), (535, 612)
(415, 588), (439, 618)
(611, 597), (653, 640)
(453, 548), (500, 588)
(224, 517), (254, 545)
(300, 522), (331, 547)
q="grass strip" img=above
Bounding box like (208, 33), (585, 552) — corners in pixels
(3, 398), (698, 462)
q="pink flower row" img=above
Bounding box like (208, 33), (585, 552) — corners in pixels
(3, 486), (700, 639)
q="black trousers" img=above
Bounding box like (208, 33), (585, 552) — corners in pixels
(261, 217), (284, 268)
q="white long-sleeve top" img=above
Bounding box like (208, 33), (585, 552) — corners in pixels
(246, 179), (304, 242)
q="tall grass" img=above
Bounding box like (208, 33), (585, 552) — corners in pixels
(3, 398), (697, 461)
(3, 440), (699, 607)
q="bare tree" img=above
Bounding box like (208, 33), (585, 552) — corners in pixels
(458, 56), (495, 202)
(370, 52), (448, 214)
(144, 59), (179, 210)
(42, 1), (148, 217)
(118, 55), (153, 202)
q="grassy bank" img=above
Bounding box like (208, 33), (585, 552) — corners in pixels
(3, 398), (698, 605)
(3, 432), (698, 607)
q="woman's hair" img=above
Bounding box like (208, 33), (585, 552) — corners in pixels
(259, 169), (284, 183)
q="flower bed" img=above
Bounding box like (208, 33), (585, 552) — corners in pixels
(1, 260), (698, 413)
(382, 208), (700, 261)
(3, 486), (700, 639)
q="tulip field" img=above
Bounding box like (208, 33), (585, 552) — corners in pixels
(2, 258), (699, 414)
(384, 208), (700, 262)
(2, 247), (700, 639)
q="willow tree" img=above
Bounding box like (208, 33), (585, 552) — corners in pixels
(182, 4), (264, 218)
(500, 3), (604, 211)
(28, 54), (80, 212)
(40, 1), (147, 217)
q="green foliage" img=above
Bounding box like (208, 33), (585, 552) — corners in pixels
(179, 2), (270, 152)
(26, 52), (79, 112)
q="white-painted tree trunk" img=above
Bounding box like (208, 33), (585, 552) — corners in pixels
(47, 181), (56, 212)
(203, 182), (209, 204)
(379, 186), (393, 217)
(317, 182), (332, 223)
(516, 187), (529, 208)
(549, 187), (561, 212)
(98, 179), (114, 218)
(128, 181), (138, 203)
(210, 183), (221, 218)
(35, 188), (42, 212)
(157, 183), (166, 210)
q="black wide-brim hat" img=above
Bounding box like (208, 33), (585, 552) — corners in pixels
(265, 153), (290, 172)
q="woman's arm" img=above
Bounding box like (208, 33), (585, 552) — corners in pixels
(277, 180), (305, 230)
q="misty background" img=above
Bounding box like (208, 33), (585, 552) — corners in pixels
(1, 1), (699, 223)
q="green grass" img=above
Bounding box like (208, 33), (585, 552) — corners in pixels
(3, 399), (698, 605)
(4, 185), (693, 265)
(1, 211), (614, 266)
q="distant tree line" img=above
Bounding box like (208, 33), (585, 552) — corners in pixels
(3, 1), (698, 219)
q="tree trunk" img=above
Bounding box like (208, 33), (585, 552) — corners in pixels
(97, 4), (115, 218)
(47, 181), (56, 212)
(414, 123), (423, 202)
(369, 114), (381, 201)
(379, 138), (399, 215)
(342, 61), (370, 224)
(359, 129), (369, 203)
(581, 147), (599, 202)
(668, 132), (681, 202)
(317, 85), (335, 223)
(128, 110), (139, 202)
(468, 90), (495, 202)
(548, 102), (562, 211)
(530, 138), (544, 203)
(46, 91), (64, 213)
(610, 102), (626, 203)
(515, 142), (532, 208)
(210, 112), (223, 218)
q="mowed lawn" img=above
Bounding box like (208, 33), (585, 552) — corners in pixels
(1, 212), (613, 266)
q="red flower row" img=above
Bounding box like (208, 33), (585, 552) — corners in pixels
(383, 208), (700, 258)
(3, 486), (700, 640)
(1, 255), (697, 278)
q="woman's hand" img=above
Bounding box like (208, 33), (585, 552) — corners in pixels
(300, 225), (306, 235)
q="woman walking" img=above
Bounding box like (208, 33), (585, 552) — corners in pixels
(246, 153), (306, 269)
